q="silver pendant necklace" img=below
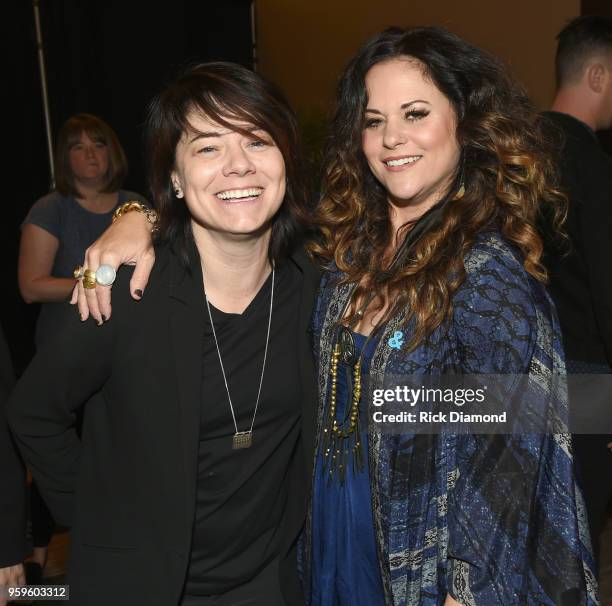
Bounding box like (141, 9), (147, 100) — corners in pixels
(204, 263), (275, 450)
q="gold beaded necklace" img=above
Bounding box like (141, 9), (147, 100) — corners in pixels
(322, 294), (378, 483)
(322, 341), (363, 478)
(320, 188), (463, 483)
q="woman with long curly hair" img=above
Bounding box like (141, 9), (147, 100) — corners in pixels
(68, 28), (596, 606)
(304, 27), (596, 606)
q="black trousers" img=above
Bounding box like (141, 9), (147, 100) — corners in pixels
(573, 433), (612, 565)
(180, 558), (286, 606)
(30, 480), (55, 548)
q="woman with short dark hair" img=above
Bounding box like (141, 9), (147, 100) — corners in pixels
(9, 63), (317, 606)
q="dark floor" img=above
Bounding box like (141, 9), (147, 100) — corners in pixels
(29, 513), (612, 605)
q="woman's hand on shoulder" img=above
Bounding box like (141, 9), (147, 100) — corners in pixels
(72, 211), (155, 323)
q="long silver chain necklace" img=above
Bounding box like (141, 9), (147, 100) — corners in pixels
(204, 263), (275, 450)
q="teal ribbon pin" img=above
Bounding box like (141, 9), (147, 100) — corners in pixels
(388, 330), (404, 350)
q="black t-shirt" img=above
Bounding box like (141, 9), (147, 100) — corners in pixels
(540, 111), (612, 365)
(185, 259), (302, 595)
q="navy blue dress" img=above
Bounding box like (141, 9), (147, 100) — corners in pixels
(311, 332), (385, 606)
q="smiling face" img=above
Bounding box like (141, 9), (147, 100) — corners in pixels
(361, 58), (461, 225)
(171, 112), (286, 242)
(69, 131), (109, 185)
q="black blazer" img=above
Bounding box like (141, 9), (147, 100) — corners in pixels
(7, 245), (318, 606)
(0, 324), (27, 569)
(541, 111), (612, 366)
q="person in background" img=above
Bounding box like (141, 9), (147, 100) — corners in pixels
(541, 14), (612, 566)
(17, 113), (146, 581)
(19, 113), (147, 344)
(0, 323), (26, 606)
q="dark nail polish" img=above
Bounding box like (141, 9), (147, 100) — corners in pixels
(134, 289), (143, 298)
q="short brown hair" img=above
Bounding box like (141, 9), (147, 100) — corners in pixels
(555, 15), (612, 88)
(146, 61), (310, 265)
(55, 113), (128, 197)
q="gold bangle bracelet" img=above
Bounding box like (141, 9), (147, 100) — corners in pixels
(112, 201), (159, 233)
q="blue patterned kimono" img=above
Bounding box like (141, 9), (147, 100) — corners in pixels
(304, 231), (598, 605)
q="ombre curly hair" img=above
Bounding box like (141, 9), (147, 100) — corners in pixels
(310, 26), (566, 349)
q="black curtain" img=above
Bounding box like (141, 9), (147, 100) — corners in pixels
(5, 0), (253, 372)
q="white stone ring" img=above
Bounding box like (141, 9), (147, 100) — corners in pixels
(95, 264), (117, 287)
